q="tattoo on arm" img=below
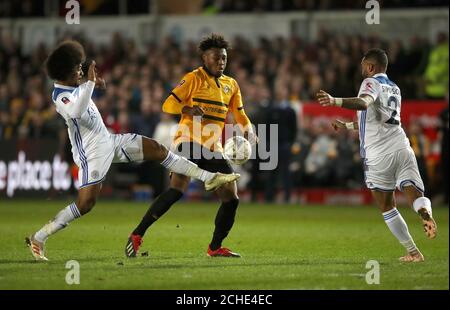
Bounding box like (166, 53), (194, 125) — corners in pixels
(341, 96), (373, 110)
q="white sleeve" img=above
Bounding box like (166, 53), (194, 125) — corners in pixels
(358, 78), (381, 101)
(54, 81), (95, 119)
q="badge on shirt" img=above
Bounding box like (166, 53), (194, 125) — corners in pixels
(364, 82), (374, 92)
(62, 97), (71, 104)
(223, 85), (230, 94)
(91, 170), (99, 180)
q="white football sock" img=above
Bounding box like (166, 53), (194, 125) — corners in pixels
(382, 208), (418, 253)
(160, 151), (215, 182)
(34, 202), (81, 243)
(412, 197), (432, 217)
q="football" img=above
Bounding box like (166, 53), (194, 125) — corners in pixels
(223, 136), (252, 165)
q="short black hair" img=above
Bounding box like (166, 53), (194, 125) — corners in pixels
(45, 40), (85, 81)
(198, 33), (230, 53)
(364, 48), (388, 69)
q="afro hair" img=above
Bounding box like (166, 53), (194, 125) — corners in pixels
(45, 40), (86, 81)
(198, 33), (230, 53)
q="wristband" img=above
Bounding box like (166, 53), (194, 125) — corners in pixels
(335, 98), (343, 107)
(345, 122), (354, 130)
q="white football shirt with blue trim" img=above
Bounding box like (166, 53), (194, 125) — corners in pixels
(52, 82), (112, 172)
(357, 73), (410, 159)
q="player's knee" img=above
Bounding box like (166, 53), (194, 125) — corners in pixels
(155, 142), (168, 160)
(217, 183), (238, 202)
(77, 196), (97, 215)
(379, 203), (394, 213)
(172, 183), (188, 193)
(408, 188), (423, 201)
(170, 175), (190, 192)
(222, 191), (239, 204)
(143, 138), (168, 161)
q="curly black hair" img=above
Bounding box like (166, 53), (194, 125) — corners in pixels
(198, 33), (230, 53)
(45, 40), (86, 81)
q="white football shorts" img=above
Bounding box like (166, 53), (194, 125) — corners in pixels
(77, 133), (144, 188)
(363, 147), (424, 193)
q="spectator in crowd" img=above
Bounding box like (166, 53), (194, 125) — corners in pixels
(334, 124), (363, 188)
(438, 97), (449, 204)
(0, 83), (9, 138)
(245, 85), (271, 202)
(153, 113), (178, 149)
(304, 122), (337, 186)
(129, 95), (161, 138)
(408, 120), (430, 191)
(424, 32), (449, 99)
(290, 114), (313, 189)
(264, 85), (298, 203)
(1, 98), (24, 140)
(19, 90), (62, 139)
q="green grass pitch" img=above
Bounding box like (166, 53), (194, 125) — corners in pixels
(0, 200), (448, 290)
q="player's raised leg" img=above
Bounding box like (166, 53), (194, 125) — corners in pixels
(207, 181), (241, 258)
(141, 137), (239, 192)
(26, 183), (102, 261)
(402, 185), (437, 239)
(395, 147), (437, 239)
(371, 190), (424, 262)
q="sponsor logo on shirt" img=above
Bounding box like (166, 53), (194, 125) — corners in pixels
(365, 82), (374, 92)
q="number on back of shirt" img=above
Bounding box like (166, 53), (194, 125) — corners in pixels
(385, 96), (400, 125)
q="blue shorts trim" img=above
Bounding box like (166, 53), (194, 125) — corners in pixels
(369, 187), (395, 192)
(79, 176), (106, 189)
(399, 179), (424, 193)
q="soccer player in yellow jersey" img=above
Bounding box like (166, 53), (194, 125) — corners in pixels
(125, 34), (257, 258)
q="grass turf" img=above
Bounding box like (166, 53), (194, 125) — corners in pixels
(0, 200), (448, 290)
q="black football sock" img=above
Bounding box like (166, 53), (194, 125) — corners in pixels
(210, 199), (239, 251)
(132, 188), (183, 237)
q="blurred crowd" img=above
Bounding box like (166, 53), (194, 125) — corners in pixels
(0, 30), (448, 202)
(202, 0), (450, 13)
(1, 0), (448, 17)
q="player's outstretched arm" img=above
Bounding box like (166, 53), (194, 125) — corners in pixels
(95, 77), (106, 90)
(162, 72), (199, 115)
(56, 61), (97, 119)
(316, 90), (374, 111)
(232, 113), (258, 146)
(331, 119), (358, 131)
(72, 61), (96, 117)
(230, 80), (258, 145)
(182, 105), (204, 117)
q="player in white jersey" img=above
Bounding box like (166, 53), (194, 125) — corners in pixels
(25, 40), (240, 261)
(316, 48), (437, 262)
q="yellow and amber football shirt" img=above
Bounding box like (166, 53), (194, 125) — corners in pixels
(162, 66), (251, 152)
